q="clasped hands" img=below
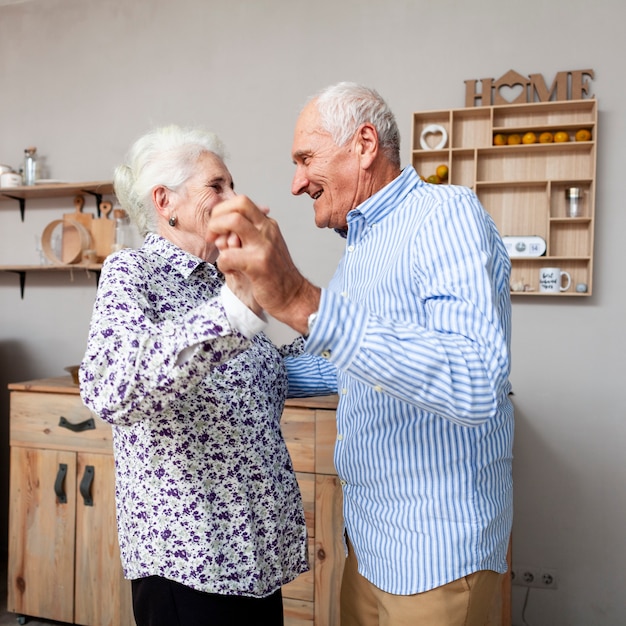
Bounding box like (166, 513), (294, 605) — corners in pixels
(207, 195), (320, 335)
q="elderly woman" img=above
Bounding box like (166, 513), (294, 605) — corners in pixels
(79, 125), (308, 626)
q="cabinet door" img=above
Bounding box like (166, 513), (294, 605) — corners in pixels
(314, 475), (344, 626)
(75, 452), (135, 626)
(8, 446), (76, 623)
(283, 473), (316, 625)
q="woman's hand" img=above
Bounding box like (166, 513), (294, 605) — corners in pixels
(222, 268), (264, 318)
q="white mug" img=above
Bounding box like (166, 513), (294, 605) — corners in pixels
(539, 267), (571, 293)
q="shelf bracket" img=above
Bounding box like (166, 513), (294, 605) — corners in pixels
(3, 194), (26, 221)
(85, 267), (102, 288)
(82, 189), (104, 217)
(6, 270), (26, 298)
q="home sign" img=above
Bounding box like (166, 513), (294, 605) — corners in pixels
(465, 68), (595, 107)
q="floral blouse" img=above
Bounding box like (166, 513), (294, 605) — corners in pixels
(79, 233), (308, 597)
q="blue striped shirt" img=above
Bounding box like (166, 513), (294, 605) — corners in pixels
(285, 165), (513, 594)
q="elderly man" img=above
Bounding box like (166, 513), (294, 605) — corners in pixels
(208, 82), (513, 626)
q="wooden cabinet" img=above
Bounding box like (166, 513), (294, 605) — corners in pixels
(6, 382), (510, 625)
(7, 376), (134, 626)
(6, 379), (343, 626)
(411, 99), (597, 296)
(280, 395), (512, 626)
(281, 396), (344, 626)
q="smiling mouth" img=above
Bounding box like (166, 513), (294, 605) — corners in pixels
(311, 190), (323, 200)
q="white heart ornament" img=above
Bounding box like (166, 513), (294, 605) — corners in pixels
(419, 124), (448, 151)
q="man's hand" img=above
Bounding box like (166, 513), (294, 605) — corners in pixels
(207, 195), (321, 334)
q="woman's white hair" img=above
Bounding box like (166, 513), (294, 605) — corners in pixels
(113, 125), (227, 236)
(309, 82), (401, 168)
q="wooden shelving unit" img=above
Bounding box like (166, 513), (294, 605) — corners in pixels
(0, 181), (114, 295)
(411, 99), (597, 296)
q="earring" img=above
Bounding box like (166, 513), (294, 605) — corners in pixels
(168, 215), (177, 227)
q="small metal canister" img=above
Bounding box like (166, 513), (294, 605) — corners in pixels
(565, 187), (584, 218)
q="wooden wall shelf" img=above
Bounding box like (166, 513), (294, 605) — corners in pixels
(411, 99), (597, 296)
(0, 265), (101, 298)
(0, 181), (113, 220)
(0, 181), (113, 296)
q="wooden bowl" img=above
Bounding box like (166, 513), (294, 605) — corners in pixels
(64, 365), (80, 385)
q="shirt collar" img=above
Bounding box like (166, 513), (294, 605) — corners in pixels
(143, 232), (214, 279)
(346, 165), (420, 230)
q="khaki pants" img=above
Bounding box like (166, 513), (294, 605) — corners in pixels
(340, 537), (500, 626)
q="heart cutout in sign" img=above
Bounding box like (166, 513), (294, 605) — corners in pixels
(419, 124), (448, 151)
(497, 83), (525, 103)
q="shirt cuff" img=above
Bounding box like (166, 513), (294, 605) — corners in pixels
(304, 288), (368, 369)
(220, 283), (267, 339)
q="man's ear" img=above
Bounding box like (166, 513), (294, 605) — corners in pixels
(152, 185), (171, 219)
(356, 123), (379, 169)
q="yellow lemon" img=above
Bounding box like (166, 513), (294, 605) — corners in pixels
(522, 132), (537, 144)
(507, 133), (522, 146)
(426, 174), (441, 184)
(539, 132), (554, 143)
(436, 164), (449, 181)
(575, 128), (591, 142)
(554, 131), (570, 143)
(493, 133), (507, 146)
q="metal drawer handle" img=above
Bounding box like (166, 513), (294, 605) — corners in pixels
(58, 416), (96, 432)
(54, 463), (68, 504)
(80, 465), (95, 506)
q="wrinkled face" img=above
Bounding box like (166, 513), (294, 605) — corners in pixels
(162, 151), (236, 261)
(176, 151), (235, 233)
(291, 101), (362, 230)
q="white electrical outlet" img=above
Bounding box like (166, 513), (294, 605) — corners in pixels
(511, 566), (558, 590)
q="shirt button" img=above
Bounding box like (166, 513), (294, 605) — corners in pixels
(337, 433), (343, 441)
(374, 385), (383, 392)
(347, 245), (355, 252)
(340, 479), (347, 487)
(341, 291), (348, 298)
(321, 349), (332, 359)
(341, 388), (348, 395)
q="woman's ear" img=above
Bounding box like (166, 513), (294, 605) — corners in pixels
(152, 185), (171, 219)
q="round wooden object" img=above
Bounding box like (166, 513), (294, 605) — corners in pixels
(41, 219), (92, 265)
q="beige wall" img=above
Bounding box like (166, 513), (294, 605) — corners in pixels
(1, 1), (625, 624)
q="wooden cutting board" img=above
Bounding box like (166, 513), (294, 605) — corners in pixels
(91, 201), (115, 262)
(62, 195), (93, 263)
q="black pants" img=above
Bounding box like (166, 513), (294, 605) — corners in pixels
(132, 576), (284, 626)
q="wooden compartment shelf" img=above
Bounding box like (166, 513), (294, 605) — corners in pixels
(412, 99), (597, 296)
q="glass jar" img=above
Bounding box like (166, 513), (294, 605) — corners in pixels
(112, 208), (132, 251)
(23, 146), (38, 186)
